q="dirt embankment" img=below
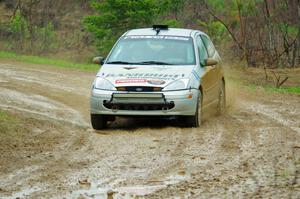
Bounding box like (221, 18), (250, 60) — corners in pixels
(0, 61), (299, 199)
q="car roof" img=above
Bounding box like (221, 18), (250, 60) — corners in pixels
(125, 28), (204, 37)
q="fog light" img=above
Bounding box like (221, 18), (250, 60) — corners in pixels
(153, 87), (162, 92)
(117, 87), (126, 91)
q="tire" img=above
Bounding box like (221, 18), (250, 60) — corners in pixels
(217, 80), (226, 115)
(182, 91), (202, 127)
(91, 114), (107, 130)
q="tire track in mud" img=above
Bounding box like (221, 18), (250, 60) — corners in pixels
(245, 101), (300, 134)
(0, 88), (88, 127)
(144, 96), (300, 198)
(0, 62), (299, 198)
(0, 63), (95, 198)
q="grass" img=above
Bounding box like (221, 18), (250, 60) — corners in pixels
(0, 51), (99, 72)
(246, 83), (300, 94)
(265, 86), (300, 94)
(247, 84), (257, 91)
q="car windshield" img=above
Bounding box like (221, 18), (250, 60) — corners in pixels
(106, 36), (196, 65)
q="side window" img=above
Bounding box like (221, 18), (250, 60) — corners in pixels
(201, 35), (216, 58)
(196, 35), (208, 66)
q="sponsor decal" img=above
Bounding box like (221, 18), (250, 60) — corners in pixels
(115, 79), (147, 84)
(123, 35), (190, 41)
(106, 73), (181, 80)
(147, 79), (166, 85)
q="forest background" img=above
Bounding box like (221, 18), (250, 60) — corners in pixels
(0, 0), (300, 69)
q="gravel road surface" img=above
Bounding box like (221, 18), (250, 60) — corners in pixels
(0, 62), (299, 199)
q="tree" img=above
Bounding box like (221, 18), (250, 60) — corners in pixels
(203, 0), (300, 68)
(83, 0), (160, 55)
(160, 0), (185, 20)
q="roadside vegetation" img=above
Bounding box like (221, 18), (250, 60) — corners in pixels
(1, 0), (300, 67)
(264, 86), (300, 94)
(245, 82), (300, 94)
(226, 64), (300, 95)
(0, 51), (99, 71)
(0, 0), (299, 90)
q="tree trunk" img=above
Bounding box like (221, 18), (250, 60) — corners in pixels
(263, 0), (278, 67)
(235, 0), (248, 67)
(297, 0), (300, 67)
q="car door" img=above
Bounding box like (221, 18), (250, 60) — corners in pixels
(195, 34), (216, 108)
(201, 34), (220, 105)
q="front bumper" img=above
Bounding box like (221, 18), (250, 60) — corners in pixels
(90, 89), (199, 116)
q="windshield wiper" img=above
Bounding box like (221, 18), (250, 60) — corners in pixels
(106, 61), (136, 65)
(137, 61), (174, 65)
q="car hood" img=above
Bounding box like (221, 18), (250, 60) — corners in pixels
(97, 64), (196, 87)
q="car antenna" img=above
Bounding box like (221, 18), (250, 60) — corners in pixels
(153, 25), (168, 35)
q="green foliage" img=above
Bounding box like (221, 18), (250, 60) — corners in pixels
(161, 19), (182, 28)
(206, 0), (261, 22)
(83, 0), (160, 55)
(7, 9), (57, 53)
(160, 0), (185, 17)
(9, 10), (29, 43)
(243, 0), (262, 15)
(275, 23), (298, 37)
(265, 86), (300, 94)
(0, 51), (98, 71)
(206, 0), (226, 13)
(34, 22), (58, 52)
(246, 83), (300, 94)
(198, 20), (228, 43)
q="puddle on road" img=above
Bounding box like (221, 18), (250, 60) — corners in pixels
(68, 185), (164, 199)
(0, 187), (41, 199)
(67, 174), (190, 199)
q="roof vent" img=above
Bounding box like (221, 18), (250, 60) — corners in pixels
(153, 25), (168, 35)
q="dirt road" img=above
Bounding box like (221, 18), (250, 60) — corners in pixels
(0, 61), (299, 199)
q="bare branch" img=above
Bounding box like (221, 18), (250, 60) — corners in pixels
(270, 32), (299, 66)
(204, 1), (243, 51)
(278, 77), (289, 88)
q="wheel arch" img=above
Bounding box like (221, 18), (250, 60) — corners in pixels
(199, 84), (203, 103)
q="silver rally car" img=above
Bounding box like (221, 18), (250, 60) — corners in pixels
(90, 25), (225, 129)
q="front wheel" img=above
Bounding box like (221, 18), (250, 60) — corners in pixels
(181, 92), (202, 127)
(91, 114), (107, 130)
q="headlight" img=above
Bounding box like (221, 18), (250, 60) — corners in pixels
(93, 77), (116, 90)
(162, 79), (190, 91)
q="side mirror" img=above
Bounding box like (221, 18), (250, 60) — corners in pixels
(92, 56), (105, 65)
(204, 58), (218, 66)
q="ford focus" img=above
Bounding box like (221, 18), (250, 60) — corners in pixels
(90, 25), (225, 129)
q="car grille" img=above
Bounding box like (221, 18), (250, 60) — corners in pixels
(116, 86), (162, 92)
(103, 102), (175, 111)
(103, 92), (175, 111)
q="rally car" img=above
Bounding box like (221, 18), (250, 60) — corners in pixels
(90, 25), (225, 129)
